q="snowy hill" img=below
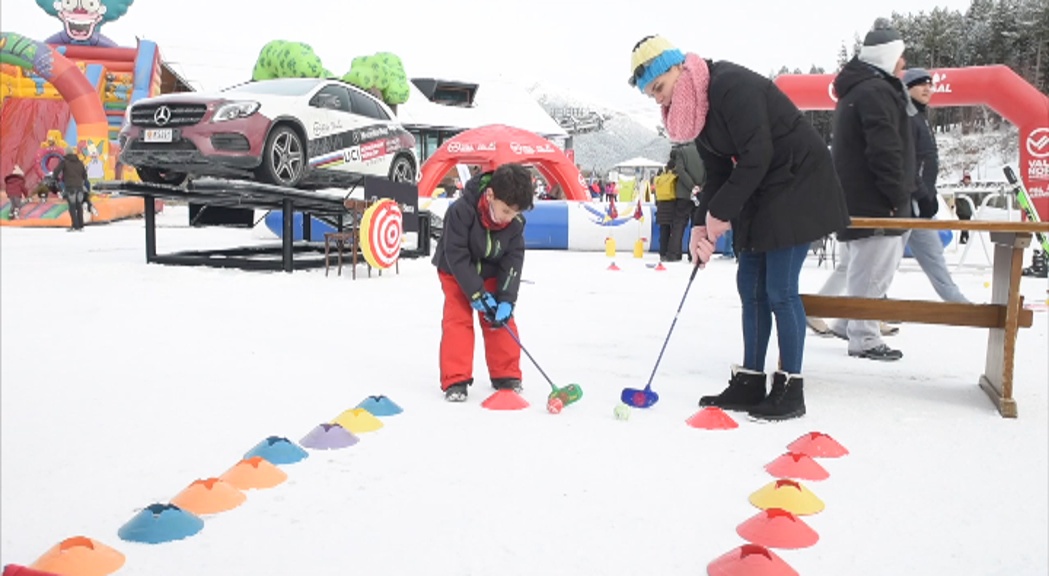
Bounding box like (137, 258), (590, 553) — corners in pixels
(936, 125), (1019, 183)
(525, 83), (670, 174)
(523, 82), (1019, 183)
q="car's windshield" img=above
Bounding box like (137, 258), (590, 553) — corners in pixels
(223, 79), (322, 97)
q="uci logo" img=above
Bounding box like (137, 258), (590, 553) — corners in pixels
(1026, 128), (1049, 159)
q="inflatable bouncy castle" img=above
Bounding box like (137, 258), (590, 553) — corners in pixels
(0, 0), (179, 226)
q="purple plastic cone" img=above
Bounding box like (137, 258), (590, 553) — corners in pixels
(300, 423), (360, 450)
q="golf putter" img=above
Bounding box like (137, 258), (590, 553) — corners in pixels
(621, 261), (702, 408)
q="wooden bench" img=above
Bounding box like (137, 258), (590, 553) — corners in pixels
(802, 217), (1048, 418)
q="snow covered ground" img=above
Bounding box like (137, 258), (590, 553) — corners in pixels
(1, 207), (1046, 575)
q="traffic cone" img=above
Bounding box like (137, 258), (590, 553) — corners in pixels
(736, 508), (819, 549)
(27, 537), (125, 576)
(706, 544), (798, 576)
(481, 389), (529, 411)
(219, 456), (287, 490)
(170, 478), (246, 515)
(749, 479), (825, 516)
(764, 452), (830, 481)
(787, 432), (849, 458)
(3, 565), (61, 576)
(332, 408), (384, 434)
(685, 406), (739, 430)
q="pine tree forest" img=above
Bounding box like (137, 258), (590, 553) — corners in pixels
(779, 0), (1049, 144)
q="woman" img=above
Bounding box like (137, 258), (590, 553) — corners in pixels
(629, 35), (849, 421)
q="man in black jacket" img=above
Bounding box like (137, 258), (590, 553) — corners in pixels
(901, 67), (970, 303)
(53, 148), (89, 231)
(829, 18), (913, 361)
(432, 163), (534, 402)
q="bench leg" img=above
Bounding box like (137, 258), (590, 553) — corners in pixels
(324, 239), (331, 277)
(979, 232), (1030, 418)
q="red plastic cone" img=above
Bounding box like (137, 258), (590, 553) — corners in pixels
(654, 262), (667, 271)
(607, 262), (620, 271)
(764, 452), (830, 481)
(686, 407), (739, 430)
(3, 566), (62, 576)
(787, 432), (849, 458)
(707, 544), (798, 576)
(481, 389), (529, 411)
(736, 508), (819, 549)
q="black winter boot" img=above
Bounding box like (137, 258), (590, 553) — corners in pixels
(698, 365), (767, 411)
(444, 379), (472, 402)
(491, 378), (523, 393)
(748, 371), (806, 421)
(1022, 250), (1047, 278)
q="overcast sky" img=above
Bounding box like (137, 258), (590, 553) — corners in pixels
(3, 0), (975, 121)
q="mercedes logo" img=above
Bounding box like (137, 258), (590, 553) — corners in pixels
(153, 106), (172, 126)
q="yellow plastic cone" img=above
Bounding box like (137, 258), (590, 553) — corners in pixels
(332, 407), (384, 433)
(748, 479), (825, 516)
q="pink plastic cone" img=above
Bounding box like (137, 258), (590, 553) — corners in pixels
(787, 432), (849, 458)
(707, 544), (798, 576)
(764, 452), (830, 481)
(736, 508), (819, 549)
(686, 406), (739, 430)
(481, 389), (529, 411)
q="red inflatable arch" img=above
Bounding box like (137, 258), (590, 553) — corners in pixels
(774, 65), (1049, 221)
(417, 124), (589, 201)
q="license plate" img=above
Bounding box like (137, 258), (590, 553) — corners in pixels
(143, 129), (173, 143)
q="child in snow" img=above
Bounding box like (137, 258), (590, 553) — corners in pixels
(431, 163), (535, 402)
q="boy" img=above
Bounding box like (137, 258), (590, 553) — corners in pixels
(432, 163), (535, 402)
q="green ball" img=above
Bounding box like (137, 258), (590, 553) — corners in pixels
(613, 403), (631, 421)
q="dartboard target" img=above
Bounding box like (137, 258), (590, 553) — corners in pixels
(359, 199), (403, 269)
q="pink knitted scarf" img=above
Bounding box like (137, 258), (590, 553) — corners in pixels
(661, 53), (711, 143)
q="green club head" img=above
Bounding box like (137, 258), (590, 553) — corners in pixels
(549, 384), (583, 406)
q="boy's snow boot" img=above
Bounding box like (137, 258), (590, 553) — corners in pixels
(491, 378), (523, 393)
(698, 365), (767, 411)
(444, 380), (471, 402)
(748, 371), (806, 422)
(1022, 250), (1047, 278)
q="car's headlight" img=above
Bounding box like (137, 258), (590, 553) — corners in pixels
(212, 101), (260, 123)
(122, 106), (132, 129)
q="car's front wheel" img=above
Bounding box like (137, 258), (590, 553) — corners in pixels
(257, 125), (305, 188)
(388, 155), (415, 183)
(137, 167), (187, 187)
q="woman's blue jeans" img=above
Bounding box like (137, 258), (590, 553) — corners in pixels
(736, 242), (810, 374)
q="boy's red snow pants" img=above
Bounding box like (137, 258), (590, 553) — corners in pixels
(438, 271), (521, 390)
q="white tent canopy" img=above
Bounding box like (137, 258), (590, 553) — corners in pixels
(612, 156), (665, 169)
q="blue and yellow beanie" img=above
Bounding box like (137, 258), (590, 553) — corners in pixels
(628, 35), (686, 92)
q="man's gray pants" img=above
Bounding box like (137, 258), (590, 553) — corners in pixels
(831, 235), (904, 353)
(904, 229), (970, 303)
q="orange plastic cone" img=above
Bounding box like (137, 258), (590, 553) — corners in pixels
(481, 389), (530, 410)
(28, 536), (125, 576)
(736, 508), (819, 549)
(707, 544), (798, 576)
(686, 407), (739, 430)
(219, 456), (288, 490)
(764, 452), (830, 481)
(787, 432), (849, 458)
(171, 478), (246, 515)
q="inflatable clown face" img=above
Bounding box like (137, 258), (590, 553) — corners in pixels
(53, 0), (108, 43)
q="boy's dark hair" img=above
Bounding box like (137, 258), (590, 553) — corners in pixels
(488, 163), (535, 211)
